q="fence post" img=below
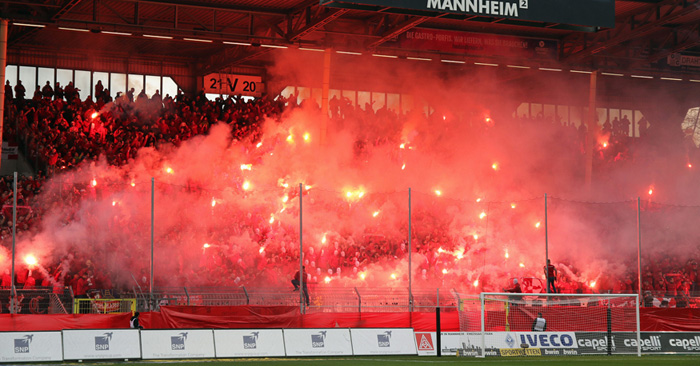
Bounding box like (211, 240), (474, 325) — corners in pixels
(354, 287), (361, 314)
(242, 286), (250, 305)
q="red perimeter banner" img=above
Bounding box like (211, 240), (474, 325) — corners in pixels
(385, 28), (557, 60)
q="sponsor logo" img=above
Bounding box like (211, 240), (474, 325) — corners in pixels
(416, 333), (434, 351)
(377, 331), (392, 348)
(578, 336), (615, 352)
(624, 336), (662, 351)
(563, 349), (578, 355)
(243, 332), (259, 349)
(14, 334), (33, 353)
(505, 333), (515, 348)
(95, 332), (113, 351)
(500, 348), (542, 356)
(171, 332), (188, 350)
(669, 336), (700, 351)
(544, 349), (560, 355)
(311, 331), (327, 348)
(520, 333), (575, 348)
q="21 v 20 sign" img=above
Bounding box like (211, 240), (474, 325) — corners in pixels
(203, 73), (264, 98)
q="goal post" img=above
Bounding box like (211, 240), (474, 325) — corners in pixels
(455, 292), (640, 357)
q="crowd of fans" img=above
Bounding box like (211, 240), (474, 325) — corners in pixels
(0, 79), (699, 313)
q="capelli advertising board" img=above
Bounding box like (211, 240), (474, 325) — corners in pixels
(0, 331), (63, 362)
(140, 329), (215, 359)
(283, 329), (353, 356)
(431, 332), (700, 356)
(350, 328), (417, 355)
(214, 329), (286, 358)
(62, 329), (141, 360)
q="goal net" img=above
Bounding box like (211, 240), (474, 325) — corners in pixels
(454, 292), (640, 357)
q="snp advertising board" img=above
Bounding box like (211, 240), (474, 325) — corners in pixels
(0, 331), (63, 362)
(283, 329), (353, 356)
(350, 328), (417, 355)
(62, 329), (141, 360)
(140, 329), (215, 359)
(214, 329), (286, 358)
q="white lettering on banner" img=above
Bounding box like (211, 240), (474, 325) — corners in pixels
(427, 0), (518, 17)
(518, 332), (577, 349)
(578, 336), (616, 352)
(203, 73), (264, 97)
(669, 336), (700, 351)
(624, 336), (662, 351)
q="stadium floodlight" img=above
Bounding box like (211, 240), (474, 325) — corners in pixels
(223, 41), (252, 46)
(58, 27), (89, 32)
(13, 23), (45, 28)
(144, 34), (173, 39)
(184, 38), (213, 43)
(406, 57), (431, 61)
(454, 292), (640, 358)
(102, 31), (132, 36)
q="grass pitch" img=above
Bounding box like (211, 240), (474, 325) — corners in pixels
(56, 355), (700, 365)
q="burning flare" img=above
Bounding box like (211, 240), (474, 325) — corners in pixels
(24, 254), (38, 267)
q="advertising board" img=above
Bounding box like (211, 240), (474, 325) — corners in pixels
(351, 328), (417, 355)
(214, 329), (286, 358)
(283, 329), (353, 356)
(141, 329), (215, 359)
(0, 331), (63, 362)
(62, 329), (141, 360)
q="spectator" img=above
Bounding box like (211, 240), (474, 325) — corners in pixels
(41, 81), (53, 99)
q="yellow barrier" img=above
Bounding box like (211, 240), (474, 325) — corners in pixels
(73, 298), (136, 314)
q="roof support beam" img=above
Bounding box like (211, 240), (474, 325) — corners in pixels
(288, 8), (349, 42)
(366, 16), (428, 50)
(563, 0), (700, 63)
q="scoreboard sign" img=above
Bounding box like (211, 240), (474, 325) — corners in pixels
(321, 0), (615, 28)
(203, 73), (264, 97)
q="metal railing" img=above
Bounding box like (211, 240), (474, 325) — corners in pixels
(0, 286), (72, 314)
(136, 286), (465, 313)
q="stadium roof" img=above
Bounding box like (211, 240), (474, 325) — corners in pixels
(2, 0), (700, 78)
